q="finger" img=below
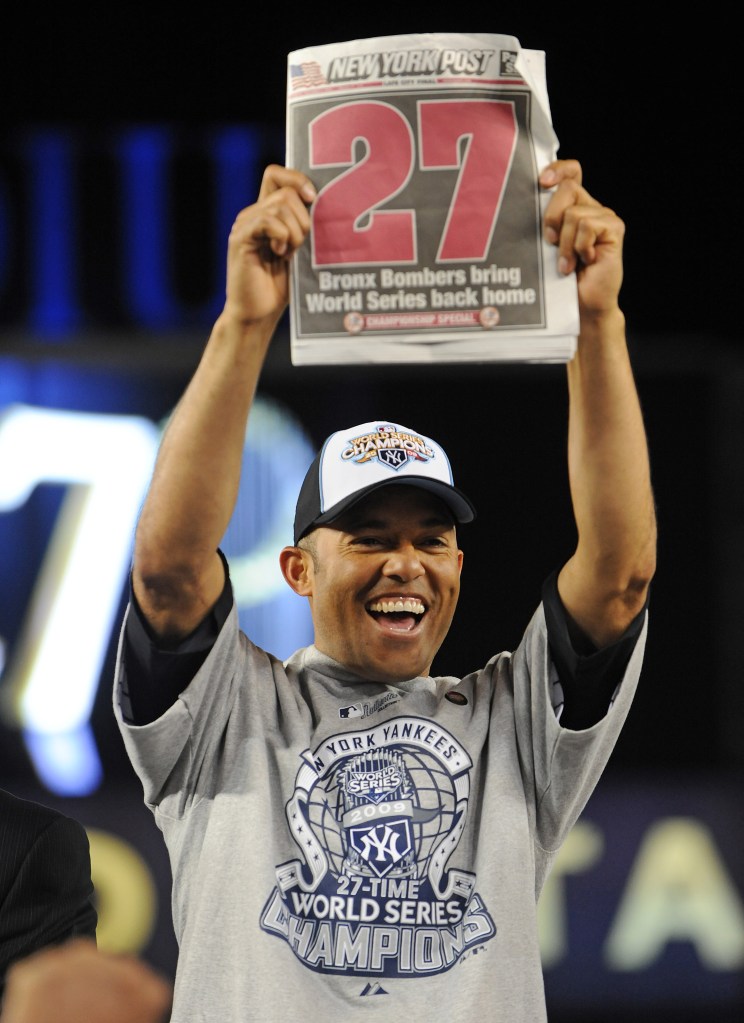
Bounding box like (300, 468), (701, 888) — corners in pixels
(571, 207), (624, 270)
(235, 212), (302, 259)
(539, 158), (583, 191)
(542, 176), (602, 251)
(258, 164), (316, 205)
(556, 205), (624, 275)
(231, 188), (312, 257)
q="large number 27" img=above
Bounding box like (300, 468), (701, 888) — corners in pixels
(309, 99), (518, 267)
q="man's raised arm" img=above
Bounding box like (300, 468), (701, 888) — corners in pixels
(541, 160), (657, 648)
(132, 166), (316, 644)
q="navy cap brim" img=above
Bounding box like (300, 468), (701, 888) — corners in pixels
(295, 476), (476, 543)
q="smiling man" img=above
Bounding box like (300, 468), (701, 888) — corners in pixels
(114, 161), (656, 1023)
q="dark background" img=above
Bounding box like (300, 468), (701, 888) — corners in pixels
(4, 10), (740, 341)
(2, 10), (743, 1021)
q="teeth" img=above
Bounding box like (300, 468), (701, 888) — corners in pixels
(368, 599), (425, 615)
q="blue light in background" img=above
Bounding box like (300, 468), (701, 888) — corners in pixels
(24, 724), (102, 796)
(0, 403), (160, 796)
(0, 367), (315, 794)
(118, 126), (262, 329)
(24, 131), (80, 335)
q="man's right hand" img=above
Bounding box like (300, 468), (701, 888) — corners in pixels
(222, 165), (316, 330)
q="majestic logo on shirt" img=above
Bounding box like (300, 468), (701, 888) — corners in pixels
(260, 716), (496, 978)
(339, 690), (400, 720)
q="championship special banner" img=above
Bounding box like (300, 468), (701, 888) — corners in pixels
(286, 33), (580, 366)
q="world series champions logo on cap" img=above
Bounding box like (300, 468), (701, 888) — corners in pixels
(340, 424), (436, 471)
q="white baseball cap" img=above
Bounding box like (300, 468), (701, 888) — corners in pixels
(293, 420), (476, 543)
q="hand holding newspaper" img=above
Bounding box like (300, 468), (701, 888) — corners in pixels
(286, 33), (579, 366)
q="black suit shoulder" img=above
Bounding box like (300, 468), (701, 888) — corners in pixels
(0, 790), (85, 882)
(0, 788), (97, 997)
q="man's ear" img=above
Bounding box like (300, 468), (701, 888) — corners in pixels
(279, 546), (313, 596)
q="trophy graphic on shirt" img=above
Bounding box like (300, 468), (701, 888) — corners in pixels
(335, 749), (439, 880)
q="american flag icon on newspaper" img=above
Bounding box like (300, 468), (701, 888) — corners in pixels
(290, 61), (327, 89)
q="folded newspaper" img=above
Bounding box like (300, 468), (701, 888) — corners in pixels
(286, 33), (579, 366)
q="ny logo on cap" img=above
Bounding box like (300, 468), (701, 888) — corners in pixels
(378, 447), (408, 471)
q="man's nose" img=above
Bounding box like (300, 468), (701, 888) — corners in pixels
(381, 544), (424, 580)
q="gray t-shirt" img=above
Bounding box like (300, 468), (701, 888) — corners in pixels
(114, 600), (646, 1023)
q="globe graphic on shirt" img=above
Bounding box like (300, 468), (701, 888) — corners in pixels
(304, 744), (460, 881)
(260, 722), (495, 979)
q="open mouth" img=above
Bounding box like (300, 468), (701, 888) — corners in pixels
(366, 598), (426, 632)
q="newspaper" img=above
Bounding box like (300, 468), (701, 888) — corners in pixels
(286, 33), (579, 366)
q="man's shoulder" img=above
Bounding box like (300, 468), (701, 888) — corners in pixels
(0, 788), (87, 845)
